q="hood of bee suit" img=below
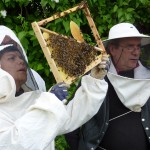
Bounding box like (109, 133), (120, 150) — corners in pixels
(107, 60), (150, 112)
(0, 26), (46, 91)
(0, 26), (28, 61)
(107, 71), (150, 112)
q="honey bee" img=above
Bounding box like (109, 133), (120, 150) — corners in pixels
(43, 20), (48, 26)
(56, 12), (61, 18)
(47, 32), (99, 77)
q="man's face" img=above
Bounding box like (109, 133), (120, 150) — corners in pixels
(0, 51), (27, 87)
(109, 37), (141, 71)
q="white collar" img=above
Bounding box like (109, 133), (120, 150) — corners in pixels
(107, 61), (150, 112)
(109, 60), (150, 79)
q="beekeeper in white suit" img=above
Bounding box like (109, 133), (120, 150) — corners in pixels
(0, 26), (109, 150)
(65, 23), (150, 150)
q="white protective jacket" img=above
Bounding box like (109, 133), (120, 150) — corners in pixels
(0, 68), (108, 150)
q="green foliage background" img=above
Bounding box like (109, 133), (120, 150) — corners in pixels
(0, 0), (149, 149)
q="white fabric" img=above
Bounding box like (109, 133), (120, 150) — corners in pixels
(0, 26), (28, 61)
(108, 23), (149, 39)
(0, 44), (13, 51)
(0, 25), (46, 91)
(108, 60), (150, 112)
(109, 60), (150, 79)
(103, 22), (150, 47)
(0, 69), (108, 150)
(0, 69), (16, 103)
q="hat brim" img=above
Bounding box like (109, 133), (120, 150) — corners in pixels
(0, 44), (13, 51)
(103, 34), (150, 48)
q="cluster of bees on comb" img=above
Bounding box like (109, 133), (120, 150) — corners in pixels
(48, 33), (99, 77)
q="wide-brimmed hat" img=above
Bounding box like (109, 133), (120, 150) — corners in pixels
(103, 23), (150, 48)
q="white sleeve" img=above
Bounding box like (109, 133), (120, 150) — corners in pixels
(58, 74), (108, 134)
(0, 93), (69, 150)
(0, 73), (108, 150)
(0, 69), (68, 150)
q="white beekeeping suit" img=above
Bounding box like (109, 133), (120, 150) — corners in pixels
(0, 67), (108, 150)
(0, 27), (109, 149)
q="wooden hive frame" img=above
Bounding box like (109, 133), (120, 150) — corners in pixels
(32, 1), (106, 84)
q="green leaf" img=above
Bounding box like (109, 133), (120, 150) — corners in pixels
(48, 1), (56, 9)
(45, 68), (50, 77)
(0, 2), (4, 9)
(55, 18), (63, 24)
(125, 13), (131, 20)
(62, 20), (70, 33)
(37, 63), (44, 71)
(127, 8), (135, 12)
(28, 30), (35, 36)
(117, 8), (123, 19)
(113, 5), (118, 12)
(4, 17), (12, 23)
(119, 16), (125, 22)
(18, 31), (27, 40)
(118, 0), (123, 6)
(20, 37), (29, 51)
(135, 2), (140, 8)
(139, 0), (147, 4)
(41, 0), (48, 7)
(3, 0), (11, 3)
(122, 2), (128, 5)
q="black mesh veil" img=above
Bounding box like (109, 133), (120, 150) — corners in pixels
(140, 44), (150, 69)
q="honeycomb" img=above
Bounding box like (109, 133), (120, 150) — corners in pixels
(46, 33), (99, 77)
